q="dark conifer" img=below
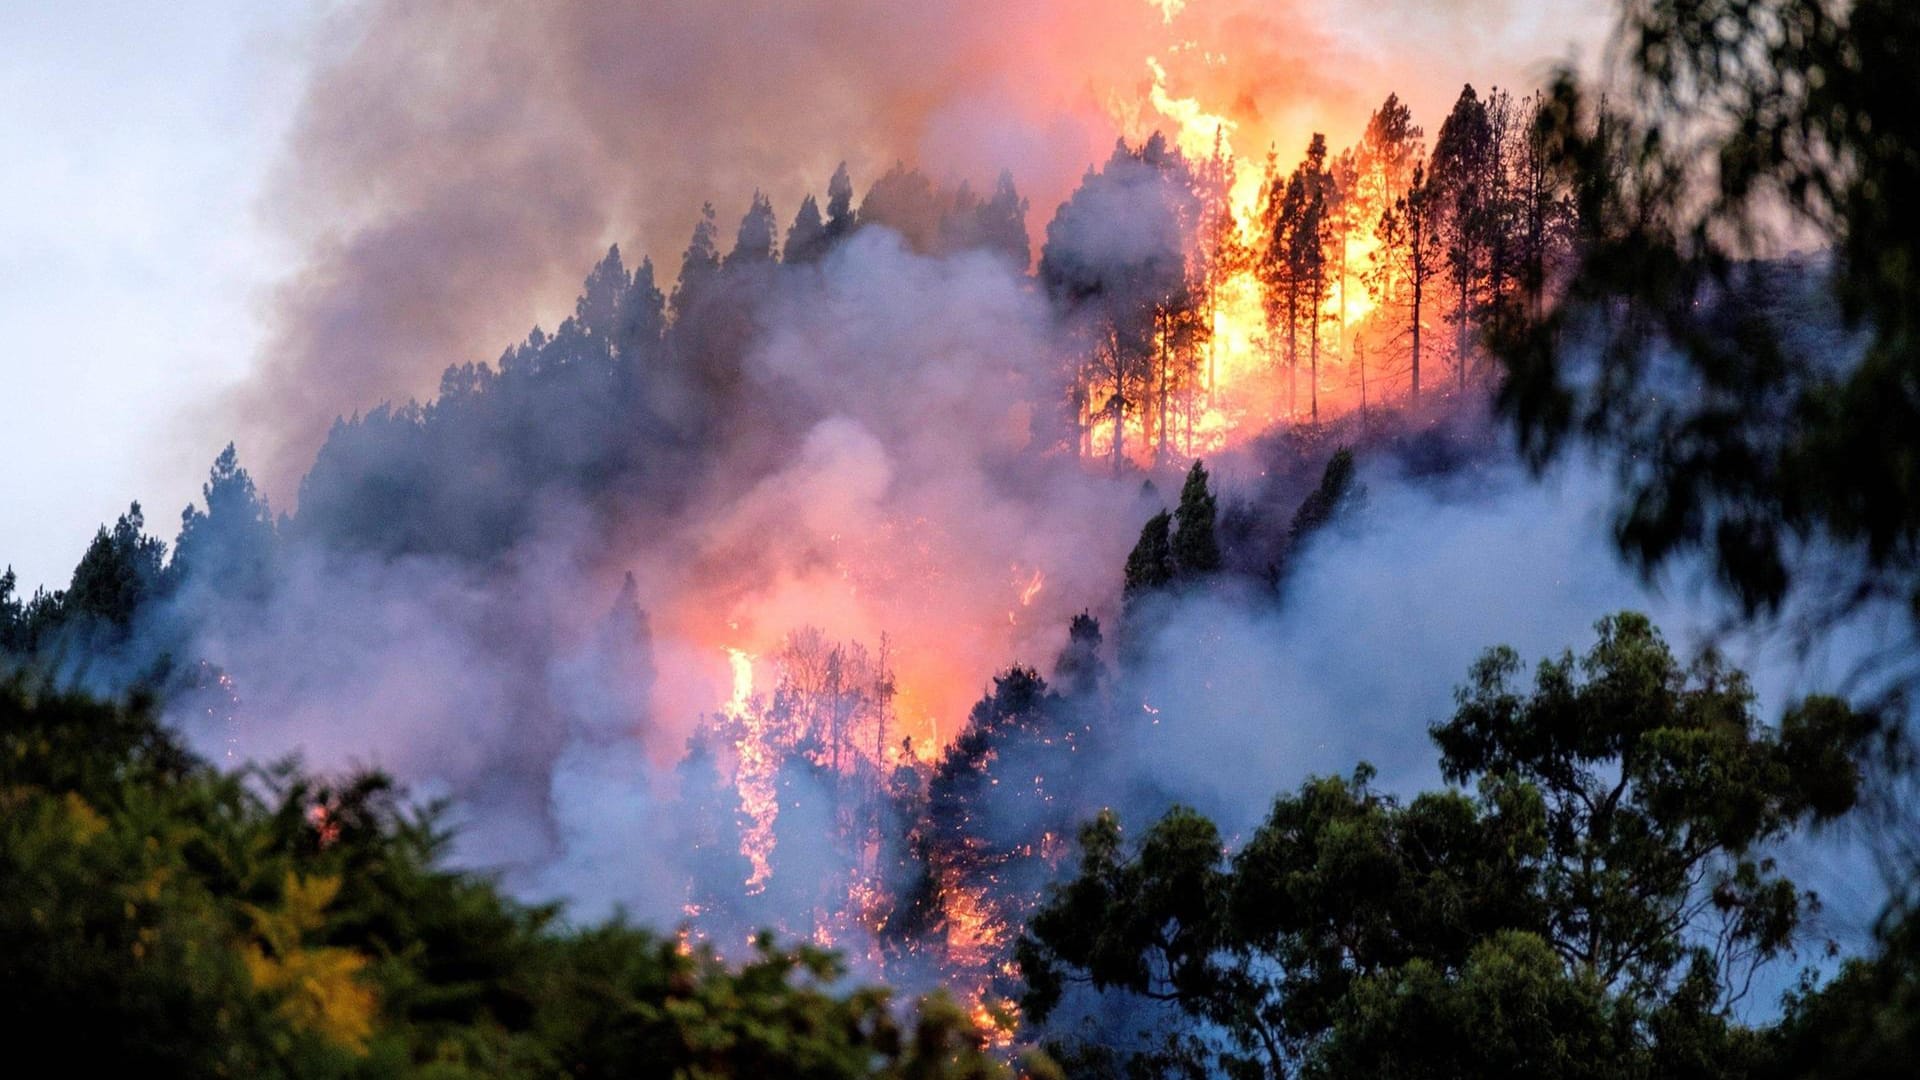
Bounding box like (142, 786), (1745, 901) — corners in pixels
(784, 194), (827, 263)
(1123, 511), (1176, 602)
(1170, 461), (1222, 577)
(727, 191), (779, 267)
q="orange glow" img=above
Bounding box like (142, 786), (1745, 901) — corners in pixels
(1080, 0), (1410, 467)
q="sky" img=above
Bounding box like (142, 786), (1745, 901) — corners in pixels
(0, 2), (313, 591)
(0, 0), (1612, 594)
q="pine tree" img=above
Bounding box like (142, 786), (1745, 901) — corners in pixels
(66, 503), (168, 632)
(575, 244), (630, 355)
(1041, 135), (1198, 469)
(1261, 159), (1307, 415)
(1288, 448), (1365, 551)
(1171, 461), (1222, 576)
(1328, 147), (1359, 354)
(857, 163), (945, 252)
(1358, 93), (1423, 221)
(615, 256), (666, 362)
(0, 567), (20, 654)
(1052, 612), (1106, 701)
(1289, 136), (1334, 422)
(1375, 163), (1442, 402)
(823, 161), (856, 243)
(172, 444), (276, 603)
(784, 194), (827, 263)
(727, 191), (778, 268)
(979, 169), (1031, 268)
(671, 203), (721, 324)
(676, 725), (754, 930)
(1508, 89), (1572, 320)
(1431, 85), (1495, 388)
(1123, 511), (1176, 602)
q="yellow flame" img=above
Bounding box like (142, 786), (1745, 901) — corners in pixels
(725, 647), (777, 894)
(1146, 56), (1233, 165)
(726, 647), (754, 714)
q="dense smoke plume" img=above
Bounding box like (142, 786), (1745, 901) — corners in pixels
(240, 0), (1606, 491)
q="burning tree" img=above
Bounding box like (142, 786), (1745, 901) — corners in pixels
(1372, 162), (1445, 403)
(1260, 134), (1337, 422)
(1042, 133), (1202, 469)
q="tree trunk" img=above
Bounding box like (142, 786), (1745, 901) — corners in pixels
(1157, 312), (1170, 462)
(1456, 278), (1469, 391)
(1336, 226), (1349, 353)
(1359, 335), (1368, 419)
(1309, 292), (1320, 423)
(1411, 276), (1423, 402)
(1286, 287), (1299, 418)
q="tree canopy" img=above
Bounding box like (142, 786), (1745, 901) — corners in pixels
(1018, 613), (1875, 1078)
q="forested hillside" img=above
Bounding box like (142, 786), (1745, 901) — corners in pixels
(6, 0), (1920, 1076)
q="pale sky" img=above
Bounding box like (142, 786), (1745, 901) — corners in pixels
(0, 2), (312, 591)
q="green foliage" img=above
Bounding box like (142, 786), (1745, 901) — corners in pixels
(0, 676), (1037, 1078)
(1052, 613), (1107, 702)
(0, 565), (63, 655)
(1262, 134), (1335, 419)
(1170, 462), (1221, 576)
(1765, 904), (1920, 1079)
(173, 442), (278, 603)
(825, 162), (857, 242)
(1018, 766), (1548, 1077)
(65, 502), (168, 634)
(672, 202), (723, 322)
(1123, 463), (1223, 621)
(1041, 134), (1200, 468)
(1122, 512), (1175, 605)
(727, 191), (779, 267)
(1018, 613), (1875, 1078)
(1313, 931), (1644, 1080)
(1495, 0), (1920, 627)
(1435, 611), (1868, 998)
(785, 194), (828, 264)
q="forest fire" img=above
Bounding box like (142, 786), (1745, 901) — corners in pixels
(625, 6), (1578, 1038)
(1066, 4), (1564, 468)
(42, 0), (1581, 1057)
(23, 0), (1912, 1073)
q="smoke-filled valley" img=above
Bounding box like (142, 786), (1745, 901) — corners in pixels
(7, 1), (1920, 1076)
